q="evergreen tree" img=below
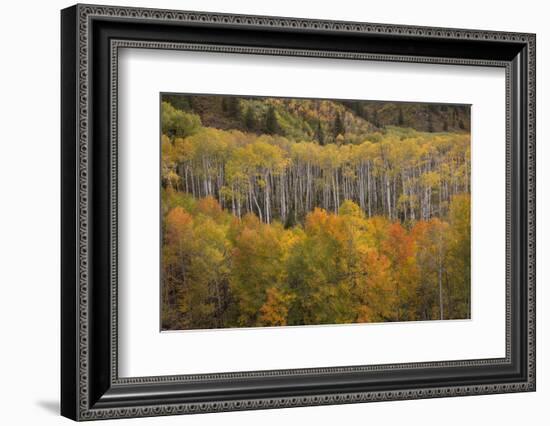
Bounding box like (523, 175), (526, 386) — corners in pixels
(452, 108), (459, 127)
(227, 97), (241, 118)
(397, 107), (404, 126)
(284, 206), (297, 229)
(316, 120), (325, 145)
(265, 105), (279, 134)
(427, 113), (434, 132)
(163, 95), (192, 111)
(372, 110), (380, 128)
(333, 113), (345, 136)
(245, 107), (256, 131)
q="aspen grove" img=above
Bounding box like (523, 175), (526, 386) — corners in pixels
(160, 96), (471, 330)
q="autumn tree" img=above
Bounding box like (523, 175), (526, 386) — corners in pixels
(265, 105), (279, 135)
(445, 194), (471, 318)
(161, 101), (201, 138)
(229, 214), (295, 326)
(244, 106), (256, 131)
(287, 207), (361, 325)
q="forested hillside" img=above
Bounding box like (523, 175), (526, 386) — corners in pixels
(160, 95), (471, 330)
(163, 94), (470, 139)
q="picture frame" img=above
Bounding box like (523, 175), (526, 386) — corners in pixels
(61, 3), (536, 421)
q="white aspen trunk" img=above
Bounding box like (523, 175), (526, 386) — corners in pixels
(401, 171), (407, 221)
(305, 163), (310, 211)
(280, 173), (285, 221)
(248, 180), (253, 214)
(324, 174), (329, 210)
(202, 157), (208, 196)
(367, 162), (372, 217)
(335, 171), (340, 211)
(408, 176), (415, 221)
(252, 187), (262, 222)
(386, 174), (392, 220)
(265, 171), (271, 224)
(428, 187), (432, 218)
(184, 165), (189, 193)
(392, 178), (397, 221)
(438, 182), (442, 216)
(231, 183), (236, 216)
(332, 173), (338, 213)
(295, 167), (300, 222)
(237, 188), (241, 218)
(358, 164), (365, 210)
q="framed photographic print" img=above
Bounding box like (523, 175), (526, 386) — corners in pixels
(61, 4), (536, 421)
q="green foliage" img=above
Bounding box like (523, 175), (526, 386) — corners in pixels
(226, 97), (241, 118)
(265, 105), (279, 135)
(167, 95), (471, 139)
(397, 107), (404, 126)
(244, 106), (256, 131)
(161, 101), (201, 138)
(315, 120), (325, 145)
(162, 94), (193, 111)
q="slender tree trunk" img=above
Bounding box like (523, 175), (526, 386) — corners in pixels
(367, 162), (372, 217)
(386, 174), (392, 220)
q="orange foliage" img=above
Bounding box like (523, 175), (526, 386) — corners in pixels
(161, 195), (471, 329)
(165, 207), (193, 245)
(196, 196), (224, 221)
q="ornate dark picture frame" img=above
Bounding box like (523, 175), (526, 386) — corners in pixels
(61, 4), (536, 421)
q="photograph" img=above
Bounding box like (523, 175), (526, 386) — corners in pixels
(160, 94), (472, 331)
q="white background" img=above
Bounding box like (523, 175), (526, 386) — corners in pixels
(119, 49), (505, 377)
(0, 0), (547, 425)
